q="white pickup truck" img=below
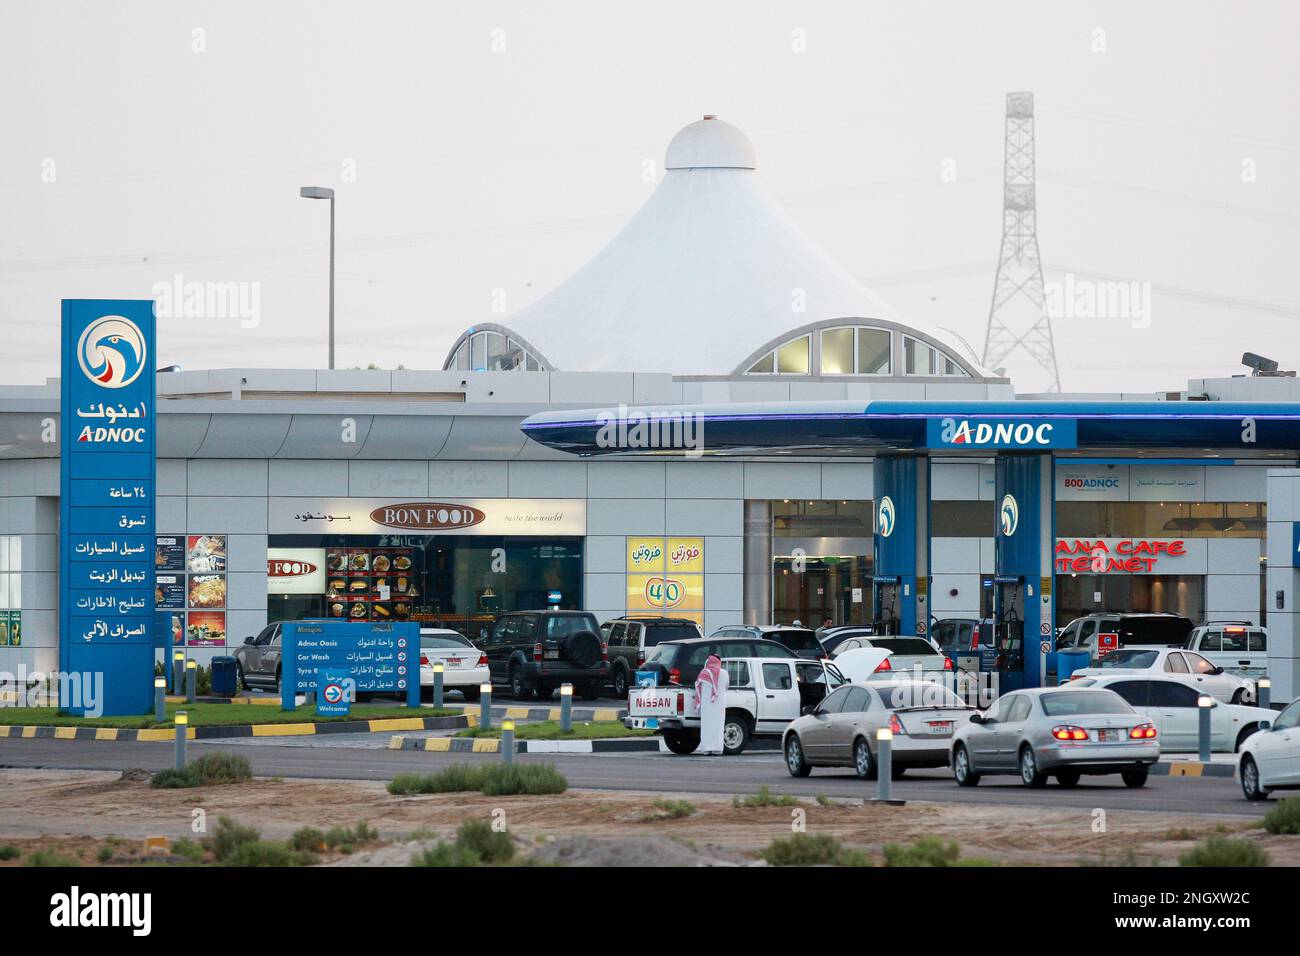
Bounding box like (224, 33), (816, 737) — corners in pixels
(624, 657), (844, 755)
(1183, 623), (1268, 682)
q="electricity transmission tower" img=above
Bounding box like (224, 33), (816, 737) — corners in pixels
(982, 92), (1061, 392)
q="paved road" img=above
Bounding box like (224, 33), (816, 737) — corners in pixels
(0, 737), (1263, 818)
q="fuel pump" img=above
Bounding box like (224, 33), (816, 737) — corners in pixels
(992, 575), (1026, 688)
(871, 576), (902, 636)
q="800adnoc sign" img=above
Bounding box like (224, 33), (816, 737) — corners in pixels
(926, 416), (1077, 450)
(59, 301), (157, 716)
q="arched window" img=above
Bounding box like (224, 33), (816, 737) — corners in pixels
(744, 326), (893, 375)
(903, 336), (968, 377)
(446, 329), (546, 371)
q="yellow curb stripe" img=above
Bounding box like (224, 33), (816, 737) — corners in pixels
(21, 726), (37, 738)
(424, 737), (451, 752)
(593, 709), (619, 721)
(546, 708), (561, 721)
(1167, 761), (1204, 777)
(463, 712), (478, 727)
(53, 726), (77, 739)
(368, 718), (425, 732)
(387, 736), (405, 750)
(95, 728), (120, 741)
(471, 738), (500, 753)
(137, 728), (194, 741)
(250, 723), (318, 737)
(504, 707), (530, 719)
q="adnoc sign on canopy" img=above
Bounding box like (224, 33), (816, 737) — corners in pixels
(59, 300), (157, 716)
(926, 416), (1077, 450)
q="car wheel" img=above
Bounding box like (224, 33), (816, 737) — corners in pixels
(722, 714), (751, 755)
(952, 744), (979, 787)
(577, 683), (601, 701)
(508, 665), (527, 700)
(1019, 746), (1047, 788)
(890, 764), (907, 780)
(853, 737), (877, 781)
(461, 686), (480, 702)
(534, 683), (552, 701)
(784, 734), (812, 777)
(1057, 769), (1081, 788)
(611, 667), (629, 699)
(1121, 766), (1149, 789)
(663, 731), (700, 755)
(1240, 755), (1270, 801)
(1231, 688), (1246, 705)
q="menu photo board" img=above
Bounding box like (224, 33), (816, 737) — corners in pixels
(323, 546), (417, 623)
(157, 532), (229, 647)
(187, 610), (226, 647)
(155, 574), (185, 609)
(154, 536), (184, 571)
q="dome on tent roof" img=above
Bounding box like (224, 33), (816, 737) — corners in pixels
(443, 116), (992, 379)
(665, 114), (757, 170)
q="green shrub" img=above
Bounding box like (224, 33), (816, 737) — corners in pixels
(759, 833), (871, 867)
(222, 840), (309, 867)
(410, 842), (482, 867)
(1261, 797), (1300, 836)
(172, 839), (205, 862)
(289, 827), (326, 853)
(883, 837), (963, 867)
(388, 763), (566, 797)
(25, 850), (78, 867)
(189, 751), (252, 785)
(96, 846), (113, 863)
(644, 798), (695, 820)
(1180, 835), (1270, 868)
(322, 821), (379, 851)
(205, 817), (261, 862)
(149, 767), (201, 789)
(455, 820), (515, 863)
(733, 786), (798, 808)
(0, 844), (20, 861)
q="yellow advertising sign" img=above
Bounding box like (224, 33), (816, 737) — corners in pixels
(626, 537), (666, 572)
(666, 537), (705, 573)
(626, 574), (704, 613)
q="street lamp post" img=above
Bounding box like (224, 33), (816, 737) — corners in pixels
(299, 186), (336, 369)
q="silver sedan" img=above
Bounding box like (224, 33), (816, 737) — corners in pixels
(949, 687), (1160, 789)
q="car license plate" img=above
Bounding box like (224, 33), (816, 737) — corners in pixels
(544, 649), (559, 660)
(1097, 728), (1119, 742)
(445, 657), (462, 667)
(630, 717), (659, 729)
(927, 721), (953, 735)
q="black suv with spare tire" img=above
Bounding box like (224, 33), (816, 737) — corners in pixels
(483, 610), (609, 700)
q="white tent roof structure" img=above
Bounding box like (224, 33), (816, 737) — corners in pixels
(447, 116), (989, 377)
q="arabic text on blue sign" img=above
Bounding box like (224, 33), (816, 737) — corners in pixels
(281, 620), (420, 710)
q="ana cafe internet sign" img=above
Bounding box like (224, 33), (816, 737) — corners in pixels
(1055, 538), (1186, 574)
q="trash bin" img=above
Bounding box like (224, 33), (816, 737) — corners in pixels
(1056, 649), (1091, 684)
(210, 656), (238, 697)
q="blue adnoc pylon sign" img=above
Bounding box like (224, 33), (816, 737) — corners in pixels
(59, 300), (157, 716)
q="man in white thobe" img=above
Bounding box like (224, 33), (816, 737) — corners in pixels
(694, 655), (728, 755)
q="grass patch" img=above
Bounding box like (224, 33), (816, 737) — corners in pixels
(0, 844), (20, 861)
(1261, 797), (1300, 836)
(759, 833), (871, 867)
(0, 702), (453, 730)
(150, 752), (254, 789)
(883, 836), (992, 867)
(96, 846), (113, 863)
(1180, 835), (1270, 867)
(733, 786), (798, 808)
(25, 850), (78, 867)
(221, 840), (310, 867)
(411, 820), (516, 867)
(388, 763), (566, 797)
(172, 839), (205, 862)
(204, 816), (261, 862)
(640, 798), (696, 822)
(457, 720), (652, 740)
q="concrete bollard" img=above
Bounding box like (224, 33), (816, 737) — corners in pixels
(501, 720), (514, 766)
(154, 677), (166, 724)
(479, 683), (492, 731)
(174, 711), (188, 772)
(433, 663), (444, 709)
(1198, 695), (1213, 762)
(1258, 678), (1271, 711)
(876, 727), (893, 802)
(185, 659), (197, 704)
(560, 683), (573, 732)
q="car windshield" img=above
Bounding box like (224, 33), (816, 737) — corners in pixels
(1098, 649), (1159, 669)
(772, 629), (820, 650)
(644, 643), (682, 666)
(871, 638), (939, 656)
(421, 633), (470, 649)
(644, 623), (699, 646)
(875, 682), (970, 709)
(1040, 690), (1134, 717)
(545, 615), (597, 638)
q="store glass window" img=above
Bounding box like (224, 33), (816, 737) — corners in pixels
(1057, 501), (1265, 538)
(776, 336), (810, 374)
(265, 535), (583, 644)
(857, 328), (891, 374)
(819, 327), (854, 375)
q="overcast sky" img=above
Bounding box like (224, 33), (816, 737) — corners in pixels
(2, 1), (1298, 392)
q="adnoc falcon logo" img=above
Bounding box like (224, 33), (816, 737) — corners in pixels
(77, 316), (147, 389)
(877, 495), (896, 538)
(1000, 494), (1019, 537)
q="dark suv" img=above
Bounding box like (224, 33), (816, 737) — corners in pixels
(602, 616), (703, 698)
(1057, 612), (1194, 660)
(484, 610), (609, 700)
(641, 635), (799, 687)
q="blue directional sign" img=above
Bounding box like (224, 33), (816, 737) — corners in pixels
(281, 620), (420, 710)
(59, 300), (157, 716)
(316, 667), (354, 717)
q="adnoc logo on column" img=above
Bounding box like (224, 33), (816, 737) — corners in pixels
(1000, 494), (1019, 536)
(877, 496), (896, 538)
(77, 316), (147, 389)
